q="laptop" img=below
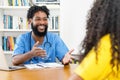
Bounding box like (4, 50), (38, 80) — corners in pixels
(0, 46), (25, 71)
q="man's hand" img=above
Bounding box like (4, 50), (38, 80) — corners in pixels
(62, 49), (74, 65)
(30, 41), (46, 57)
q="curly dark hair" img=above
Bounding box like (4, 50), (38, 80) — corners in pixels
(79, 0), (120, 70)
(27, 5), (50, 21)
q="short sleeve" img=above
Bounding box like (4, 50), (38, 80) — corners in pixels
(74, 35), (112, 80)
(55, 35), (69, 61)
(13, 34), (25, 56)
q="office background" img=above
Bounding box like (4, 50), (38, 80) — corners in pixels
(0, 0), (94, 64)
(60, 0), (94, 54)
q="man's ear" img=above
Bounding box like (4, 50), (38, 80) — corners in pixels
(28, 19), (32, 24)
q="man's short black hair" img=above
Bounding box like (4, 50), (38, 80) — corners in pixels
(27, 5), (50, 21)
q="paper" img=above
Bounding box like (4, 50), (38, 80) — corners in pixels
(25, 63), (64, 69)
(25, 64), (42, 69)
(37, 62), (64, 68)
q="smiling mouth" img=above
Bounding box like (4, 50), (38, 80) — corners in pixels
(38, 25), (45, 32)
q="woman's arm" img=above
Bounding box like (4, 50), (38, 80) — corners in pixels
(69, 73), (83, 80)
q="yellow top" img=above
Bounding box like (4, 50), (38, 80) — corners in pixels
(74, 34), (120, 80)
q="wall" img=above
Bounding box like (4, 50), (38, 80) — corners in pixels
(60, 0), (94, 54)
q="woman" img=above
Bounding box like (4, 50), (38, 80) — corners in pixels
(69, 0), (120, 80)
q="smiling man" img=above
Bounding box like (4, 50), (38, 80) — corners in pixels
(12, 5), (74, 65)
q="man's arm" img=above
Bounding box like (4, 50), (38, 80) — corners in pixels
(12, 41), (46, 65)
(12, 51), (33, 65)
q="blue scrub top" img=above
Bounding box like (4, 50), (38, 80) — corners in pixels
(13, 32), (69, 64)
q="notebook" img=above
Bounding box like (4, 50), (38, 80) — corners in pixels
(0, 46), (25, 71)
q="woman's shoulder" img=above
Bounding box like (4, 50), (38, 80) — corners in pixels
(99, 34), (111, 46)
(101, 34), (110, 41)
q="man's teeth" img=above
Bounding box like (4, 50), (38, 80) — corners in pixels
(38, 26), (44, 29)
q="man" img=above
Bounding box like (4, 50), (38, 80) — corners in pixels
(12, 5), (74, 65)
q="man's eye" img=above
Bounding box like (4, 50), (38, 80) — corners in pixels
(35, 19), (40, 21)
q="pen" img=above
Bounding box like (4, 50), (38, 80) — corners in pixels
(37, 64), (45, 67)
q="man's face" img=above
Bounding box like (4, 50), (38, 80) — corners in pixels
(31, 11), (48, 37)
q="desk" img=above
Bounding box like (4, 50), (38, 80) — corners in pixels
(0, 64), (78, 80)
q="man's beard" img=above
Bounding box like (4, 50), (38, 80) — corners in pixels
(31, 23), (48, 37)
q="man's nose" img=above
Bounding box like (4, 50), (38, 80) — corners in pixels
(39, 20), (45, 24)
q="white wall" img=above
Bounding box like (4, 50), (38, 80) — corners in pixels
(60, 0), (94, 54)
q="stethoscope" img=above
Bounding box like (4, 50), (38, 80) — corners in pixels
(29, 32), (52, 63)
